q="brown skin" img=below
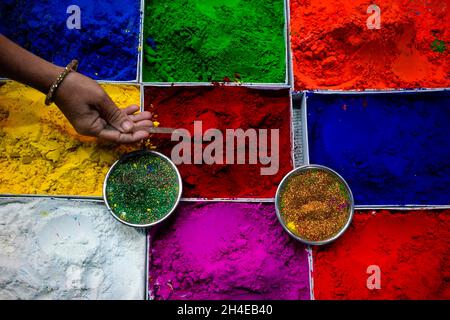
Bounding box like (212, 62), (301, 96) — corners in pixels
(0, 34), (152, 143)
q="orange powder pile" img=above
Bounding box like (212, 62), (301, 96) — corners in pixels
(0, 81), (143, 196)
(290, 0), (449, 90)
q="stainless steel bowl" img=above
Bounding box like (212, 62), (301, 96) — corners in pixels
(103, 150), (182, 228)
(275, 164), (354, 245)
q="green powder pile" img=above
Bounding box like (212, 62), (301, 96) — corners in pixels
(143, 0), (286, 83)
(105, 152), (180, 226)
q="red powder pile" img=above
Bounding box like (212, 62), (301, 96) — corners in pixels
(313, 210), (450, 300)
(144, 86), (293, 198)
(290, 0), (449, 90)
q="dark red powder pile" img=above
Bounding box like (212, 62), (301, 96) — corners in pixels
(144, 86), (293, 198)
(313, 210), (450, 300)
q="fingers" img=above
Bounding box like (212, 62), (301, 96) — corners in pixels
(123, 105), (140, 115)
(98, 128), (150, 144)
(97, 120), (152, 143)
(129, 111), (152, 122)
(123, 105), (152, 121)
(97, 94), (134, 133)
(97, 96), (154, 142)
(133, 120), (154, 132)
(123, 105), (152, 122)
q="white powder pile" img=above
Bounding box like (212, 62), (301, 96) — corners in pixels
(0, 197), (146, 300)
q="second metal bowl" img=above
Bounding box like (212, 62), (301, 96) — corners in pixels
(275, 164), (354, 245)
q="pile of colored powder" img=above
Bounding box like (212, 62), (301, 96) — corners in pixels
(306, 91), (450, 206)
(279, 168), (351, 242)
(142, 0), (286, 83)
(144, 86), (293, 198)
(149, 202), (311, 300)
(0, 198), (146, 300)
(0, 81), (143, 196)
(105, 152), (180, 225)
(0, 0), (140, 81)
(290, 0), (449, 89)
(313, 210), (450, 300)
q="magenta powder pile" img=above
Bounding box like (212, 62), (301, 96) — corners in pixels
(149, 202), (311, 300)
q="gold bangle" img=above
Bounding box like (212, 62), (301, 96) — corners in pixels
(45, 59), (79, 105)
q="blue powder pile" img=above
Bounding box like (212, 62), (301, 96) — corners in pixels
(0, 0), (140, 81)
(306, 91), (450, 206)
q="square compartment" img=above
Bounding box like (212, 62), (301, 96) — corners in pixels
(148, 201), (311, 300)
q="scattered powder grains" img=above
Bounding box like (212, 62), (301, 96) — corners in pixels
(143, 0), (286, 83)
(307, 91), (450, 206)
(279, 168), (352, 242)
(105, 152), (180, 225)
(149, 202), (311, 300)
(0, 81), (141, 196)
(144, 86), (293, 198)
(0, 0), (140, 81)
(313, 210), (450, 300)
(290, 0), (449, 89)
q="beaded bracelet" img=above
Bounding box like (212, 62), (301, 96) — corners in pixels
(45, 59), (79, 105)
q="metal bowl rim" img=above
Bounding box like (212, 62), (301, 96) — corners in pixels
(275, 164), (355, 245)
(103, 150), (183, 228)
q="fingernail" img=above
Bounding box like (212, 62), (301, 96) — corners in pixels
(122, 121), (133, 132)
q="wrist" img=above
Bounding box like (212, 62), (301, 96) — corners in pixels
(44, 60), (78, 105)
(53, 71), (76, 105)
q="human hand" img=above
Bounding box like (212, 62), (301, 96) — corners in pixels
(53, 71), (152, 143)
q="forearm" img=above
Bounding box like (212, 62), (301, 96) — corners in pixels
(0, 34), (63, 94)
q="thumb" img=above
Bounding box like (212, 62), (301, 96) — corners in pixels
(98, 94), (134, 133)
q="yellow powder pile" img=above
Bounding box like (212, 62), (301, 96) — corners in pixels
(0, 81), (147, 196)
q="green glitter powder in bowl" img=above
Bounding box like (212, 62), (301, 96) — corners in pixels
(104, 150), (182, 227)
